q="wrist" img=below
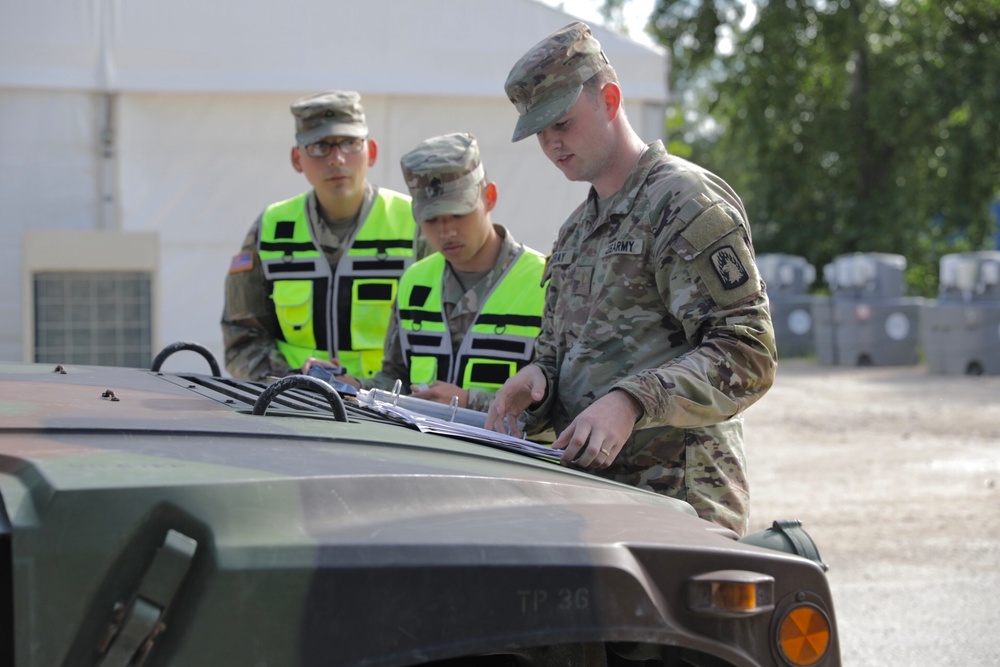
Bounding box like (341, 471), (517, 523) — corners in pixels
(611, 388), (644, 424)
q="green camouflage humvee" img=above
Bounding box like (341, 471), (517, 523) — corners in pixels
(0, 344), (839, 666)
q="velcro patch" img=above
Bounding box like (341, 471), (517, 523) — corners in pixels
(680, 205), (739, 252)
(675, 193), (714, 225)
(601, 238), (644, 257)
(228, 252), (254, 273)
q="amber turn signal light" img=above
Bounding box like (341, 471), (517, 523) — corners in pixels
(686, 570), (775, 617)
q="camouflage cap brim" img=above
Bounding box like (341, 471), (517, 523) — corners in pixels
(296, 120), (368, 146)
(510, 85), (584, 143)
(412, 194), (480, 224)
(504, 22), (609, 143)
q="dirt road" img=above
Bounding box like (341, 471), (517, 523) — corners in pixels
(742, 358), (1000, 666)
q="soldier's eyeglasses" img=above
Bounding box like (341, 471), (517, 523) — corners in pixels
(303, 137), (366, 158)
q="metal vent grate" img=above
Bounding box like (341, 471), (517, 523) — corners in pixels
(173, 374), (414, 427)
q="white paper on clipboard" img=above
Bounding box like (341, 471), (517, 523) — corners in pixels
(357, 385), (560, 463)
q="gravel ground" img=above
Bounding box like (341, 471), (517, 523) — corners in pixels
(741, 358), (1000, 666)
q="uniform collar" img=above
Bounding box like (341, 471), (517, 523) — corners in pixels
(582, 141), (667, 235)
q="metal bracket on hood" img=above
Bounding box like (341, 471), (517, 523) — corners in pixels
(96, 529), (197, 667)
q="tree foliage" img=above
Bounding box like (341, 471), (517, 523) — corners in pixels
(641, 0), (1000, 295)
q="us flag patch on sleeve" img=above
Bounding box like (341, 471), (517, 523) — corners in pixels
(228, 252), (254, 273)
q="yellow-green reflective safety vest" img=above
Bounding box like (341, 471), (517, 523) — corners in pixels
(257, 190), (417, 376)
(398, 248), (546, 392)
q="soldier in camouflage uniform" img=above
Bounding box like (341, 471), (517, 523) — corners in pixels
(485, 22), (777, 535)
(330, 132), (547, 413)
(222, 91), (428, 381)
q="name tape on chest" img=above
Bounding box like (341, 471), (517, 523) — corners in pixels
(549, 250), (572, 266)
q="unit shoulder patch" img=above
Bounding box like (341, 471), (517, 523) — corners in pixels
(709, 245), (750, 290)
(693, 235), (761, 307)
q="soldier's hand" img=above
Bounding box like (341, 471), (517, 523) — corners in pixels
(484, 364), (547, 437)
(411, 381), (468, 408)
(301, 357), (341, 374)
(339, 374), (362, 389)
(301, 357), (357, 387)
(553, 390), (642, 470)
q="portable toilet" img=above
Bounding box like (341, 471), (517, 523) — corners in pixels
(811, 252), (924, 366)
(921, 251), (1000, 375)
(757, 254), (818, 357)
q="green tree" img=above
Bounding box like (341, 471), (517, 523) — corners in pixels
(638, 0), (1000, 295)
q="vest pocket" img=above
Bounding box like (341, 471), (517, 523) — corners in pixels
(272, 280), (316, 349)
(335, 349), (383, 379)
(351, 279), (397, 350)
(463, 359), (518, 391)
(409, 356), (437, 386)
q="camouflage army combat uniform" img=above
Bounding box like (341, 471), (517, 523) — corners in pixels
(360, 132), (546, 414)
(522, 142), (777, 535)
(363, 225), (539, 413)
(226, 186), (359, 379)
(502, 21), (776, 535)
(222, 185), (429, 380)
(222, 90), (429, 382)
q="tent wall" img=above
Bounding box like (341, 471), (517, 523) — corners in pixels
(119, 91), (597, 364)
(2, 0), (669, 369)
(2, 90), (105, 361)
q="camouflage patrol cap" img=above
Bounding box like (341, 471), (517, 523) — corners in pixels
(504, 22), (610, 142)
(290, 90), (368, 145)
(400, 132), (486, 223)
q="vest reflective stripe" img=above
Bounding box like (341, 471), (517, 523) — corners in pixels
(398, 248), (546, 392)
(398, 254), (451, 384)
(258, 191), (417, 375)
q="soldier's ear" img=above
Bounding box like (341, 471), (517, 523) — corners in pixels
(290, 146), (304, 173)
(366, 138), (378, 167)
(601, 82), (622, 120)
(484, 182), (498, 211)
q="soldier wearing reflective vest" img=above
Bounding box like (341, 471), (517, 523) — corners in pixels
(329, 132), (547, 413)
(222, 91), (426, 381)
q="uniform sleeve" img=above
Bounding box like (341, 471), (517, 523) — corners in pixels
(465, 388), (494, 414)
(221, 216), (292, 380)
(517, 251), (563, 435)
(612, 200), (777, 430)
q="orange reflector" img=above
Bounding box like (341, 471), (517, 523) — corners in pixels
(779, 605), (831, 666)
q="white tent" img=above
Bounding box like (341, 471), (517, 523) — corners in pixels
(1, 0), (668, 370)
